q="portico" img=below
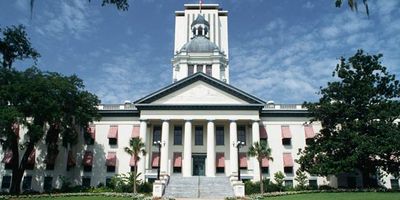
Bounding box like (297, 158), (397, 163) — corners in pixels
(133, 70), (265, 180)
(138, 117), (262, 179)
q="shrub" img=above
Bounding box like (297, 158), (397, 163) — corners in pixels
(138, 182), (153, 194)
(294, 169), (308, 190)
(274, 171), (285, 191)
(319, 185), (334, 190)
(245, 181), (260, 195)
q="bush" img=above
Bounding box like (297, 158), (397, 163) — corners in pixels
(138, 182), (153, 194)
(319, 185), (334, 190)
(245, 181), (260, 195)
(245, 179), (284, 195)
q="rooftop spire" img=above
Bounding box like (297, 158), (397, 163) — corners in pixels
(199, 0), (203, 13)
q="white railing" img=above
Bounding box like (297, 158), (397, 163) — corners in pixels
(264, 104), (306, 110)
(98, 104), (135, 110)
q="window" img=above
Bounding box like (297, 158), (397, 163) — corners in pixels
(195, 126), (203, 145)
(1, 176), (11, 189)
(261, 167), (269, 174)
(85, 126), (95, 145)
(173, 167), (182, 173)
(82, 177), (91, 188)
(4, 163), (13, 170)
(284, 167), (293, 174)
(309, 179), (318, 189)
(284, 180), (293, 188)
(188, 65), (194, 76)
(43, 177), (53, 191)
(216, 126), (224, 145)
(108, 126), (118, 145)
(153, 126), (161, 143)
(46, 163), (55, 170)
(22, 176), (32, 190)
(196, 65), (203, 73)
(237, 126), (246, 145)
(84, 166), (92, 172)
(282, 138), (291, 146)
(206, 65), (212, 76)
(174, 126), (182, 145)
(216, 167), (225, 173)
(391, 179), (399, 190)
(305, 138), (313, 145)
(109, 138), (117, 145)
(107, 166), (116, 172)
(106, 177), (112, 188)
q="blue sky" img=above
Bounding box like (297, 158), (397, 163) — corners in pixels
(1, 0), (399, 104)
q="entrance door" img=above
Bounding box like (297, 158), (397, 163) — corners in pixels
(192, 155), (206, 176)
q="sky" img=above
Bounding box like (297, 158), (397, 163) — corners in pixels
(0, 0), (399, 104)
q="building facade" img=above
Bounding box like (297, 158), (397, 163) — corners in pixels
(1, 3), (399, 193)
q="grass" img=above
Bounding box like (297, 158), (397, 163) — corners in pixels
(9, 196), (133, 200)
(263, 192), (400, 200)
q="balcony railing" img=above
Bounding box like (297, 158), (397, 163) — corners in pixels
(98, 104), (135, 110)
(264, 104), (306, 110)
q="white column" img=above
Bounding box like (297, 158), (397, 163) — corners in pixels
(138, 120), (147, 180)
(183, 120), (192, 177)
(160, 120), (170, 175)
(252, 120), (261, 181)
(206, 120), (216, 177)
(230, 120), (238, 176)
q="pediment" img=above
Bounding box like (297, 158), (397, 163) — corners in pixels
(153, 81), (247, 105)
(134, 73), (265, 106)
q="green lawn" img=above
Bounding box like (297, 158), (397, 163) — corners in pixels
(264, 192), (400, 200)
(9, 196), (133, 200)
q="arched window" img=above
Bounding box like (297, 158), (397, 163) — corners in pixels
(198, 26), (203, 36)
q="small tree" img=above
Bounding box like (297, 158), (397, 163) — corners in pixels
(248, 141), (273, 194)
(294, 169), (308, 190)
(124, 137), (146, 193)
(274, 171), (285, 191)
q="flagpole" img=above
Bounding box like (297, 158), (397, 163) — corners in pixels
(199, 0), (203, 14)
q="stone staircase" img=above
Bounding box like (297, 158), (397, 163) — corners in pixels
(164, 175), (234, 199)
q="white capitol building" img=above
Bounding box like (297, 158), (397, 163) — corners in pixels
(1, 3), (398, 197)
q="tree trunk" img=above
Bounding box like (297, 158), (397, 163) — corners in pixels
(10, 142), (34, 195)
(9, 137), (19, 195)
(258, 158), (264, 194)
(133, 155), (137, 194)
(362, 170), (372, 188)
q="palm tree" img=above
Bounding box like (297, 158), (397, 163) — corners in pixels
(124, 137), (146, 194)
(248, 141), (273, 194)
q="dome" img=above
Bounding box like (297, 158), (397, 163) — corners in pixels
(191, 15), (210, 27)
(180, 36), (220, 53)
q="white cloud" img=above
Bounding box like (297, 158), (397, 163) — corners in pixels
(34, 0), (98, 39)
(230, 3), (400, 104)
(303, 1), (315, 9)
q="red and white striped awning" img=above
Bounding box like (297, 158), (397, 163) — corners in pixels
(83, 151), (93, 166)
(132, 125), (140, 138)
(281, 126), (292, 139)
(304, 125), (316, 139)
(283, 153), (294, 167)
(106, 152), (117, 166)
(152, 152), (160, 167)
(173, 152), (182, 167)
(260, 125), (268, 139)
(261, 156), (270, 167)
(2, 150), (13, 164)
(108, 125), (118, 139)
(216, 152), (225, 167)
(239, 153), (247, 168)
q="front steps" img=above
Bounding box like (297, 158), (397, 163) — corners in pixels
(164, 175), (235, 199)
